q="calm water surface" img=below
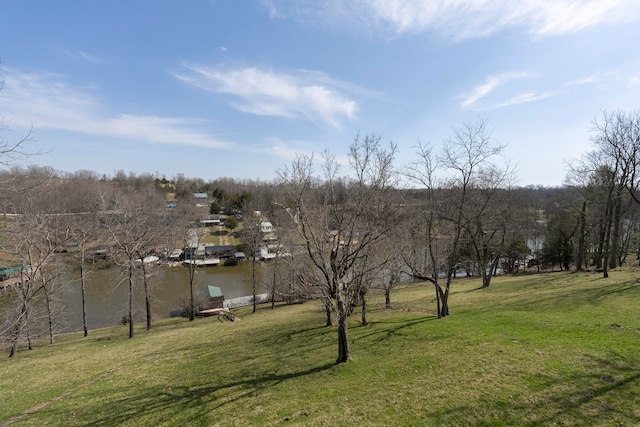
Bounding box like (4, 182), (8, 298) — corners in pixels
(59, 260), (269, 333)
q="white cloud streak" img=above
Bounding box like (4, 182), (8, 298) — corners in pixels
(58, 48), (111, 64)
(1, 68), (229, 149)
(262, 137), (313, 161)
(262, 0), (640, 40)
(490, 90), (561, 109)
(465, 68), (635, 110)
(174, 65), (357, 128)
(460, 72), (534, 109)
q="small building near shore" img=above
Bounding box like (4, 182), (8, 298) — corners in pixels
(199, 285), (225, 310)
(200, 214), (221, 227)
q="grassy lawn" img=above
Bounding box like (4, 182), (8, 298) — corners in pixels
(1, 269), (640, 425)
(201, 226), (240, 246)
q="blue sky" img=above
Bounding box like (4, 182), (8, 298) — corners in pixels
(2, 1), (640, 186)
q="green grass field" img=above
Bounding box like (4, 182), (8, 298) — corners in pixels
(1, 269), (640, 426)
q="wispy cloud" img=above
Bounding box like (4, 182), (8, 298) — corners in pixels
(1, 68), (229, 148)
(262, 0), (640, 40)
(58, 48), (111, 64)
(174, 65), (357, 128)
(604, 67), (640, 87)
(563, 75), (599, 87)
(106, 115), (229, 148)
(262, 137), (313, 161)
(467, 69), (635, 110)
(530, 1), (635, 36)
(490, 90), (561, 109)
(460, 72), (534, 109)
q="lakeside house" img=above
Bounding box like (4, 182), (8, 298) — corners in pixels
(260, 244), (291, 261)
(260, 221), (273, 233)
(200, 214), (221, 227)
(260, 221), (277, 241)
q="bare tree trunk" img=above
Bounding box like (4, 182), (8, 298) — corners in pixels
(138, 259), (152, 331)
(324, 296), (333, 326)
(8, 311), (25, 358)
(595, 221), (605, 269)
(42, 276), (55, 345)
(439, 284), (450, 317)
(9, 325), (19, 358)
(8, 287), (30, 357)
(188, 260), (196, 321)
(252, 253), (257, 313)
(435, 284), (441, 318)
(144, 272), (152, 330)
(576, 201), (586, 271)
(128, 263), (134, 339)
(603, 194), (614, 278)
(80, 248), (89, 337)
(288, 268), (295, 304)
(271, 258), (277, 310)
(481, 270), (490, 288)
(609, 191), (623, 269)
(360, 288), (368, 326)
(336, 294), (351, 364)
(385, 287), (392, 309)
(182, 234), (199, 322)
(27, 323), (33, 351)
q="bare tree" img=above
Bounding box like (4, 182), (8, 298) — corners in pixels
(404, 142), (450, 317)
(405, 118), (512, 315)
(39, 263), (67, 345)
(463, 185), (517, 287)
(585, 111), (640, 276)
(66, 171), (105, 337)
(241, 211), (263, 314)
(1, 167), (71, 356)
(369, 237), (407, 310)
(262, 207), (298, 310)
(174, 201), (207, 321)
(102, 184), (165, 337)
(276, 134), (401, 363)
(0, 76), (66, 351)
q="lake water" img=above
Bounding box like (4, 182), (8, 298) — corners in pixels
(57, 260), (270, 333)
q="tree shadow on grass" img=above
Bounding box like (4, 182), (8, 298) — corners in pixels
(354, 316), (438, 347)
(462, 272), (640, 317)
(505, 281), (640, 313)
(41, 362), (336, 426)
(463, 286), (487, 293)
(433, 353), (640, 426)
(509, 358), (640, 426)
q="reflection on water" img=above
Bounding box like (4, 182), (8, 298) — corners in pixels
(59, 260), (269, 333)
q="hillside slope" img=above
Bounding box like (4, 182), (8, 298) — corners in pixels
(2, 270), (640, 426)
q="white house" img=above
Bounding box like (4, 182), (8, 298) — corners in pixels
(200, 214), (221, 227)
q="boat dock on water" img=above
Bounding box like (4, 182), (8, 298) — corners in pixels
(0, 265), (32, 291)
(182, 258), (221, 267)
